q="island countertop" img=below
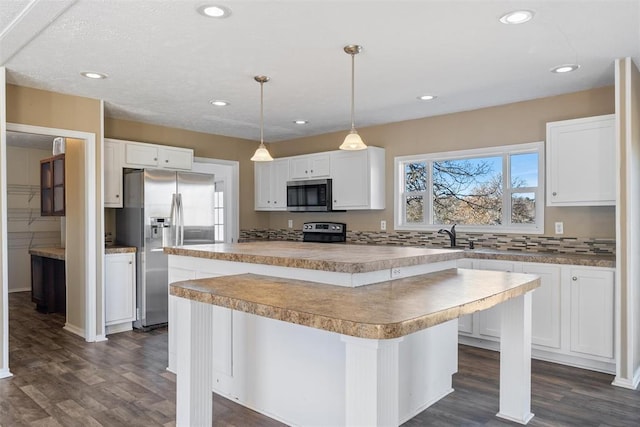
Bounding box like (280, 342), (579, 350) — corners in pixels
(164, 241), (464, 273)
(170, 268), (540, 339)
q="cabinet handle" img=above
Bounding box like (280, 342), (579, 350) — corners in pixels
(154, 157), (158, 161)
(552, 192), (557, 196)
(305, 170), (308, 174)
(165, 159), (169, 163)
(572, 276), (577, 281)
(310, 169), (314, 173)
(274, 201), (277, 204)
(116, 194), (119, 198)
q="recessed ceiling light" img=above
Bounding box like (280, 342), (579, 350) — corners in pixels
(550, 64), (580, 74)
(81, 71), (107, 79)
(197, 5), (231, 18)
(293, 120), (308, 125)
(209, 100), (229, 106)
(417, 95), (437, 101)
(499, 10), (534, 24)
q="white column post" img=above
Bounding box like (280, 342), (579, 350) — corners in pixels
(341, 335), (403, 427)
(497, 291), (534, 424)
(175, 297), (214, 427)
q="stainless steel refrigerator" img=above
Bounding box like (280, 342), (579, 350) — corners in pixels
(116, 169), (215, 329)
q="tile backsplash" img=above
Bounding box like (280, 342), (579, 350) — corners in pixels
(240, 229), (615, 256)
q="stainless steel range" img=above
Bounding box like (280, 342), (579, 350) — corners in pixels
(302, 222), (346, 243)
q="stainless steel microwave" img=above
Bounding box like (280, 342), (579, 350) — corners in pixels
(286, 178), (333, 212)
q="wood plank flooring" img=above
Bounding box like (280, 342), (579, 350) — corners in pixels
(2, 291), (639, 426)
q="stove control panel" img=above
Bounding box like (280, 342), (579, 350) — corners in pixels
(303, 222), (344, 233)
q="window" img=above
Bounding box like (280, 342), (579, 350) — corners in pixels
(395, 142), (544, 233)
(214, 181), (225, 242)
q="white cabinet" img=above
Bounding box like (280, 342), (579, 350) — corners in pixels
(546, 114), (616, 206)
(330, 147), (385, 210)
(105, 252), (136, 333)
(523, 263), (561, 349)
(569, 267), (615, 359)
(122, 141), (193, 170)
(255, 159), (289, 211)
(104, 139), (123, 207)
(457, 258), (615, 373)
(477, 260), (519, 339)
(289, 154), (330, 180)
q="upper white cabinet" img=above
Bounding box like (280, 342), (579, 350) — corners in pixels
(546, 114), (616, 206)
(289, 153), (330, 180)
(104, 139), (123, 208)
(255, 159), (289, 211)
(104, 138), (194, 207)
(330, 147), (385, 210)
(122, 140), (193, 170)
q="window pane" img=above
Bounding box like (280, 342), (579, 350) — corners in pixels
(404, 162), (427, 192)
(511, 192), (536, 224)
(510, 153), (538, 187)
(405, 195), (424, 223)
(432, 157), (502, 225)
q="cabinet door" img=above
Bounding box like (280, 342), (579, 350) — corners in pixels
(104, 140), (123, 207)
(478, 260), (519, 339)
(159, 147), (193, 170)
(124, 143), (159, 167)
(271, 159), (289, 209)
(105, 253), (136, 325)
(569, 268), (614, 358)
(546, 115), (615, 206)
(331, 150), (368, 209)
(289, 154), (330, 179)
(254, 162), (273, 210)
(523, 263), (561, 349)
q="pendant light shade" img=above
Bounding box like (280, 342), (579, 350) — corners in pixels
(251, 75), (274, 162)
(339, 44), (367, 151)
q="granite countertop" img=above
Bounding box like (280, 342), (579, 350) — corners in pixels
(105, 245), (137, 254)
(28, 246), (136, 260)
(170, 268), (540, 339)
(164, 241), (464, 273)
(463, 248), (615, 268)
(28, 247), (65, 260)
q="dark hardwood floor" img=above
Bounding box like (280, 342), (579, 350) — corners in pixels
(2, 291), (639, 426)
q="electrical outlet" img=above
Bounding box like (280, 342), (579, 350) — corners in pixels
(288, 219), (293, 228)
(381, 220), (387, 231)
(391, 267), (402, 278)
(555, 221), (564, 234)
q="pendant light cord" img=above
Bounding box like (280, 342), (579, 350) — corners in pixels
(350, 52), (356, 131)
(260, 80), (264, 144)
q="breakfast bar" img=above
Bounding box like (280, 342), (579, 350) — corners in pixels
(166, 242), (540, 426)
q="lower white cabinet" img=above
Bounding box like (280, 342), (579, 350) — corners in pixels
(569, 267), (615, 359)
(105, 252), (136, 333)
(457, 258), (614, 373)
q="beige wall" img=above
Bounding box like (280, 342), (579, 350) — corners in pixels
(266, 86), (616, 238)
(6, 84), (102, 336)
(105, 117), (265, 230)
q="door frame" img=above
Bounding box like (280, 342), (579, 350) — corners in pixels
(4, 123), (97, 343)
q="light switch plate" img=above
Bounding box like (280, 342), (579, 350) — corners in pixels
(555, 221), (564, 234)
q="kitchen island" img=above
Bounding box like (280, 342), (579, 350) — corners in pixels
(166, 242), (540, 426)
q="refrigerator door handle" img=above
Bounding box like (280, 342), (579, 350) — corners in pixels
(177, 193), (184, 246)
(170, 193), (178, 246)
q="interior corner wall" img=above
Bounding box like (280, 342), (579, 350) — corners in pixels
(0, 67), (11, 378)
(267, 86), (617, 238)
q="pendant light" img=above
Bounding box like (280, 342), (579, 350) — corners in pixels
(339, 44), (367, 151)
(250, 75), (274, 162)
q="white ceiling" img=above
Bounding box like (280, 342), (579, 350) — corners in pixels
(2, 0), (639, 143)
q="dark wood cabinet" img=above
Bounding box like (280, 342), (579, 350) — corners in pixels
(40, 154), (65, 216)
(31, 255), (66, 314)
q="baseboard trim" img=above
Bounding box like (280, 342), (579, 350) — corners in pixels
(94, 334), (108, 342)
(106, 322), (132, 335)
(8, 287), (30, 293)
(63, 323), (85, 339)
(0, 368), (13, 379)
(613, 365), (640, 390)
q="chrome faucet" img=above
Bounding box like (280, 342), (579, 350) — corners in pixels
(438, 224), (456, 248)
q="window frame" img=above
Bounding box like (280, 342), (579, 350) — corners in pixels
(394, 141), (545, 234)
